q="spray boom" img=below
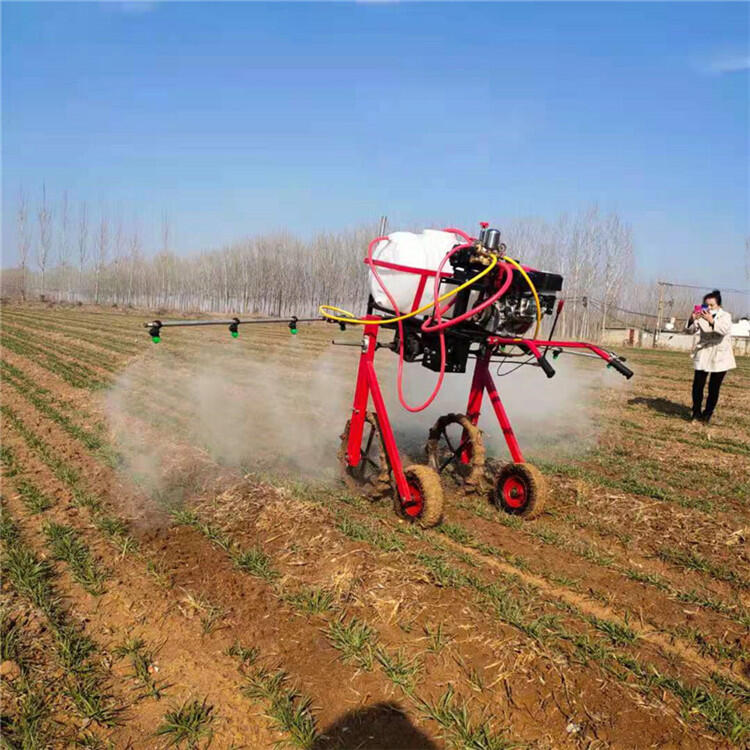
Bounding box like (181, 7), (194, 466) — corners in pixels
(143, 315), (329, 343)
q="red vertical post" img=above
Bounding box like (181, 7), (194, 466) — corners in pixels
(465, 353), (488, 425)
(482, 366), (524, 463)
(346, 319), (379, 465)
(365, 359), (411, 500)
(344, 317), (412, 503)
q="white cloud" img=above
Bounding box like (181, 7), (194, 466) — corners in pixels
(115, 2), (158, 15)
(706, 55), (750, 74)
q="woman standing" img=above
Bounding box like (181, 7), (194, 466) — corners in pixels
(686, 290), (736, 424)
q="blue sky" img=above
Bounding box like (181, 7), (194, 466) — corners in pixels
(2, 2), (748, 286)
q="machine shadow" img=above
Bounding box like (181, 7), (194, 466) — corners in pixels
(312, 701), (438, 750)
(628, 396), (691, 419)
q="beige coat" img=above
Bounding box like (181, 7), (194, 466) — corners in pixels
(686, 308), (736, 372)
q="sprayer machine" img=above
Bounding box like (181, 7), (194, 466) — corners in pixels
(144, 223), (633, 527)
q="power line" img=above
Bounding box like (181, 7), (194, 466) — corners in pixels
(658, 281), (750, 294)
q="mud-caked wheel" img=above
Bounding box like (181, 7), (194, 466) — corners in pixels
(492, 463), (546, 520)
(338, 412), (392, 499)
(395, 465), (444, 528)
(425, 413), (486, 488)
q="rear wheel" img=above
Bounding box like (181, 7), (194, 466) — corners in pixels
(492, 463), (546, 520)
(396, 465), (444, 528)
(425, 413), (486, 488)
(338, 412), (391, 498)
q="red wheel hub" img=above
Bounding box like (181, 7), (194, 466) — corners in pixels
(402, 481), (425, 518)
(501, 476), (527, 509)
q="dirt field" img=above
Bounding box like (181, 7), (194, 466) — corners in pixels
(1, 302), (748, 749)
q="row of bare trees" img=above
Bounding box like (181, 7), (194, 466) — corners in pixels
(7, 188), (745, 338)
(15, 187), (113, 306)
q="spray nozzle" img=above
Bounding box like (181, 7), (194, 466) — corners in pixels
(148, 321), (162, 344)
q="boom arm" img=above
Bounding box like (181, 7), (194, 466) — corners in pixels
(144, 316), (333, 342)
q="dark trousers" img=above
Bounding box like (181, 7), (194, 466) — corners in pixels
(692, 370), (726, 421)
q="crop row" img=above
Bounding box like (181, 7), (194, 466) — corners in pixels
(0, 332), (105, 389)
(5, 354), (746, 677)
(0, 508), (121, 735)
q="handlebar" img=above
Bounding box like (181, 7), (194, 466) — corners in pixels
(607, 357), (634, 379)
(489, 336), (633, 380)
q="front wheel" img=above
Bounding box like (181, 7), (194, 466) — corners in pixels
(492, 463), (547, 520)
(338, 412), (391, 499)
(396, 465), (444, 528)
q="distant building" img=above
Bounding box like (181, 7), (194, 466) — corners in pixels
(602, 313), (749, 356)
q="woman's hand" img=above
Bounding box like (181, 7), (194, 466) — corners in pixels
(700, 310), (714, 323)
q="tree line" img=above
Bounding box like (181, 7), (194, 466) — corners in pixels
(5, 187), (746, 339)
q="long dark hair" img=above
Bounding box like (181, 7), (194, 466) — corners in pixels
(703, 289), (722, 306)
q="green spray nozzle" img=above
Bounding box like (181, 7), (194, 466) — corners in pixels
(148, 321), (162, 343)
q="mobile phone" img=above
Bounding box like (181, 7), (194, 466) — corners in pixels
(693, 305), (702, 313)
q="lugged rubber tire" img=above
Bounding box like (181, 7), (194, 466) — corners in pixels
(338, 412), (392, 499)
(492, 462), (547, 520)
(396, 464), (445, 528)
(425, 412), (486, 488)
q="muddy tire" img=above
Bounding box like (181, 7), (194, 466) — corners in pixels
(338, 412), (392, 499)
(492, 463), (546, 520)
(425, 413), (486, 488)
(396, 464), (444, 528)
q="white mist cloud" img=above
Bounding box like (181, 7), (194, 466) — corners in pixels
(103, 333), (623, 516)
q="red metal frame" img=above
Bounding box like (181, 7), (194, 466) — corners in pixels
(488, 336), (615, 362)
(465, 349), (525, 463)
(346, 317), (414, 505)
(344, 320), (622, 506)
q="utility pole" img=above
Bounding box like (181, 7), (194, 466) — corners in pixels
(653, 281), (665, 348)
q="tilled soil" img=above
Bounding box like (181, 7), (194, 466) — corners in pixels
(1, 302), (748, 749)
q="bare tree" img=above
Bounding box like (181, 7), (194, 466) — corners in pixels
(16, 188), (32, 301)
(598, 212), (634, 337)
(58, 190), (71, 300)
(77, 202), (89, 301)
(94, 213), (109, 305)
(126, 227), (142, 306)
(36, 184), (54, 299)
(111, 216), (125, 304)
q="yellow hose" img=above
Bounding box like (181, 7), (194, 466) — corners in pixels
(501, 255), (542, 339)
(319, 247), (542, 339)
(319, 253), (498, 325)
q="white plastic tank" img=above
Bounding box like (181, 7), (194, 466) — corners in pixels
(368, 230), (461, 312)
